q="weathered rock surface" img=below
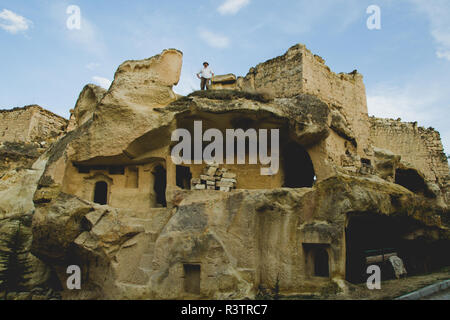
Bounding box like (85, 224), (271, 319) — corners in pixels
(211, 74), (237, 90)
(0, 44), (448, 300)
(67, 84), (106, 131)
(0, 154), (60, 299)
(27, 174), (450, 300)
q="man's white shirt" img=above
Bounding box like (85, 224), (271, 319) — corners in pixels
(198, 67), (214, 79)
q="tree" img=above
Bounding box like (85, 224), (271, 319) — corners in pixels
(0, 222), (32, 300)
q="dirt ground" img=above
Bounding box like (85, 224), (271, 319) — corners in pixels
(334, 268), (450, 300)
(280, 268), (450, 300)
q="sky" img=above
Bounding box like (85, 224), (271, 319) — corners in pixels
(0, 0), (449, 154)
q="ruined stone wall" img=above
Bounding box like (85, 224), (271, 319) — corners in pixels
(238, 44), (304, 96)
(0, 105), (67, 144)
(301, 49), (370, 156)
(369, 117), (449, 187)
(0, 107), (35, 142)
(238, 44), (370, 157)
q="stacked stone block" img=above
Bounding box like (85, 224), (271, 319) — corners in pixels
(191, 164), (237, 192)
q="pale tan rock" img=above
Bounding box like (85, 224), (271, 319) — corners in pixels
(222, 172), (236, 179)
(34, 175), (448, 300)
(0, 157), (47, 218)
(0, 43), (448, 301)
(103, 48), (182, 109)
(211, 74), (237, 90)
(200, 175), (215, 182)
(216, 181), (234, 188)
(68, 84), (106, 130)
(388, 256), (407, 279)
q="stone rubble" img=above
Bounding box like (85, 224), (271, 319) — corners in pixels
(191, 163), (237, 192)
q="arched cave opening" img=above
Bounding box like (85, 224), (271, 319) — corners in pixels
(303, 244), (330, 278)
(346, 211), (450, 281)
(283, 142), (315, 188)
(395, 168), (429, 195)
(153, 165), (167, 207)
(93, 181), (108, 205)
(345, 213), (402, 283)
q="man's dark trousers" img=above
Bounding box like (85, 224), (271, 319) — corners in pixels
(201, 77), (211, 90)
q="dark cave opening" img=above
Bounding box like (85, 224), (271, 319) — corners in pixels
(304, 244), (330, 278)
(183, 264), (201, 295)
(282, 142), (315, 188)
(345, 213), (403, 283)
(153, 165), (167, 207)
(395, 168), (432, 197)
(345, 212), (450, 283)
(93, 181), (108, 205)
(176, 165), (192, 190)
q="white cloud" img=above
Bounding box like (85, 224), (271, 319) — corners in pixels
(0, 9), (32, 34)
(218, 0), (250, 15)
(437, 50), (450, 60)
(86, 62), (100, 70)
(367, 83), (440, 123)
(199, 30), (230, 49)
(410, 0), (450, 61)
(92, 76), (112, 89)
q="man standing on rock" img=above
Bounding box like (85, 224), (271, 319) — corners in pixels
(197, 62), (214, 90)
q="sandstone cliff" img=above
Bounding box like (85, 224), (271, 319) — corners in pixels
(0, 44), (449, 300)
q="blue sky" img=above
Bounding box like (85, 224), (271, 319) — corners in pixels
(0, 0), (449, 154)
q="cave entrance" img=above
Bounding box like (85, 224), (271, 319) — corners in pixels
(93, 181), (108, 205)
(283, 142), (315, 188)
(183, 264), (201, 295)
(153, 165), (167, 207)
(346, 212), (450, 282)
(395, 168), (428, 195)
(176, 165), (192, 190)
(345, 213), (402, 283)
(303, 244), (330, 278)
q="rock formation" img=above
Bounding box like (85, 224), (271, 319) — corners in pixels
(0, 106), (66, 300)
(0, 44), (449, 300)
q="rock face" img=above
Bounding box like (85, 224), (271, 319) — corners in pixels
(0, 44), (449, 300)
(67, 84), (106, 131)
(0, 106), (67, 300)
(389, 256), (407, 279)
(211, 74), (237, 90)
